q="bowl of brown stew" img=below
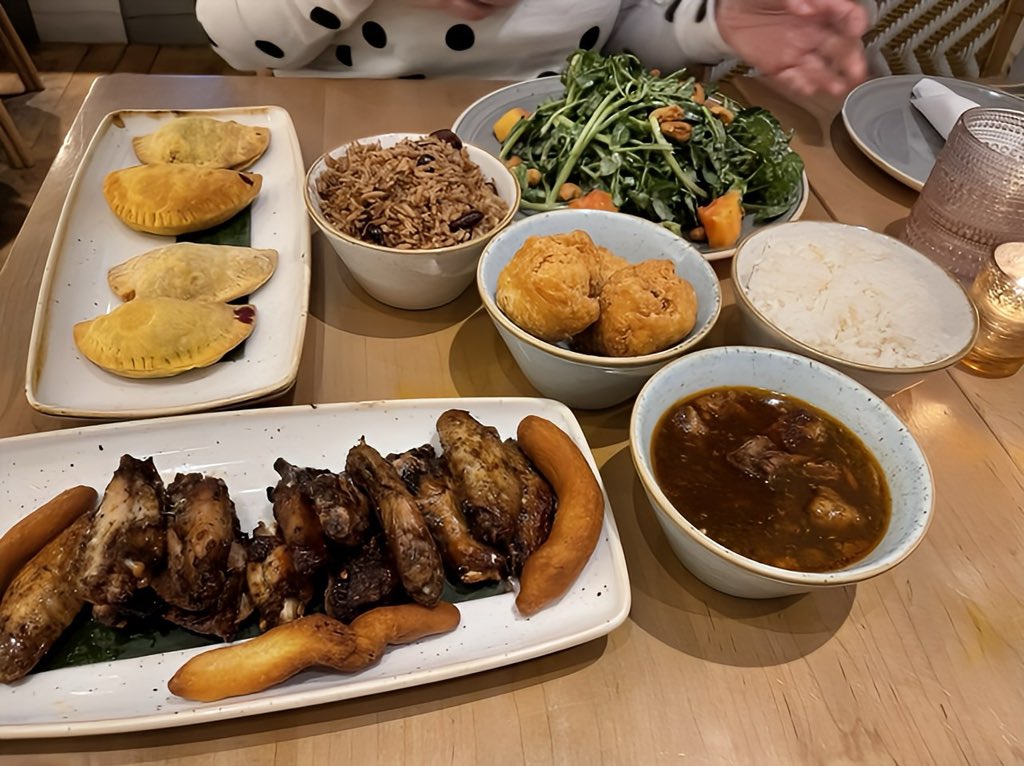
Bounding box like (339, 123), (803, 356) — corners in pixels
(629, 345), (934, 598)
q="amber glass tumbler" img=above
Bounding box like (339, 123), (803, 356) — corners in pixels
(903, 108), (1024, 285)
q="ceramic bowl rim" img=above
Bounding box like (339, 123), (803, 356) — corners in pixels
(730, 221), (980, 375)
(628, 345), (936, 586)
(477, 209), (723, 370)
(303, 132), (521, 257)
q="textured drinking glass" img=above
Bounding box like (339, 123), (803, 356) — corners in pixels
(960, 243), (1024, 378)
(903, 108), (1024, 285)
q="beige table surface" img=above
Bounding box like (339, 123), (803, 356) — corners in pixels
(0, 74), (1022, 765)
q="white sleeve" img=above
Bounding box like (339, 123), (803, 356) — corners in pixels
(606, 0), (736, 71)
(196, 0), (375, 71)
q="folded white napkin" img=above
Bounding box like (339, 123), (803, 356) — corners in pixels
(910, 78), (980, 140)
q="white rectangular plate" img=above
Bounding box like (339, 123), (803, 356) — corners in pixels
(0, 398), (630, 738)
(25, 106), (311, 419)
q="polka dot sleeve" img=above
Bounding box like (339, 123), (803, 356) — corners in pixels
(196, 0), (375, 71)
(606, 0), (735, 71)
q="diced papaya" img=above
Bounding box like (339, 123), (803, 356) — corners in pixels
(697, 190), (743, 248)
(493, 107), (529, 143)
(567, 189), (619, 212)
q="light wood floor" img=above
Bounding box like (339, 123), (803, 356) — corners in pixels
(0, 43), (252, 269)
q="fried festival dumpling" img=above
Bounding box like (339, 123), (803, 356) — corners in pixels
(133, 116), (270, 170)
(73, 297), (256, 379)
(108, 243), (278, 302)
(576, 260), (698, 357)
(496, 231), (604, 344)
(103, 164), (262, 236)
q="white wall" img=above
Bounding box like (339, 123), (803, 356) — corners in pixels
(28, 0), (127, 43)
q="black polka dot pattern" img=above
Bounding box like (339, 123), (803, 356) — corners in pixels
(255, 40), (285, 59)
(362, 21), (387, 49)
(538, 70), (559, 78)
(445, 24), (475, 52)
(310, 6), (342, 29)
(695, 0), (708, 22)
(665, 0), (683, 22)
(579, 26), (600, 50)
(335, 44), (352, 66)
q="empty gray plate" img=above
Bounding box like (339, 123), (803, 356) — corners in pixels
(452, 77), (808, 261)
(842, 74), (1024, 191)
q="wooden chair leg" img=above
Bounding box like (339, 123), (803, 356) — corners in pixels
(0, 6), (44, 93)
(0, 101), (32, 168)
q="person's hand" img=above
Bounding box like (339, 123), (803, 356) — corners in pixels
(716, 0), (869, 96)
(409, 0), (519, 21)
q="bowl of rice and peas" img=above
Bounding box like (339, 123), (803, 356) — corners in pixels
(304, 130), (519, 310)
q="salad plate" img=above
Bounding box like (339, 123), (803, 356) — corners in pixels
(453, 74), (808, 261)
(842, 75), (1024, 190)
(25, 106), (311, 419)
(0, 397), (630, 738)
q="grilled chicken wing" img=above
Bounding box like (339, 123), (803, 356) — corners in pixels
(437, 410), (556, 572)
(300, 470), (372, 548)
(245, 522), (313, 631)
(390, 445), (505, 584)
(152, 474), (241, 612)
(436, 410), (521, 553)
(324, 533), (403, 623)
(269, 459), (328, 576)
(502, 439), (556, 570)
(346, 441), (444, 607)
(0, 515), (90, 683)
(78, 455), (166, 607)
(164, 538), (250, 641)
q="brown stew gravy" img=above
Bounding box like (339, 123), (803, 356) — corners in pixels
(651, 386), (891, 572)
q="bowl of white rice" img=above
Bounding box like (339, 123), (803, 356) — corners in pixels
(731, 222), (979, 396)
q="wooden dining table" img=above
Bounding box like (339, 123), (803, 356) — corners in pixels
(0, 72), (1022, 765)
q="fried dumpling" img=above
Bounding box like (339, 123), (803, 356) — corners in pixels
(108, 243), (278, 302)
(103, 164), (262, 236)
(133, 116), (270, 170)
(73, 297), (256, 379)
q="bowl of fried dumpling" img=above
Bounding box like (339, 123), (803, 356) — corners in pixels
(477, 209), (722, 409)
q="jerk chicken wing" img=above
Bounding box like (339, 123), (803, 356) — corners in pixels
(245, 522), (314, 631)
(152, 473), (250, 640)
(436, 410), (521, 553)
(298, 469), (372, 548)
(78, 455), (166, 610)
(324, 533), (404, 623)
(437, 410), (555, 573)
(346, 441), (444, 607)
(269, 459), (329, 576)
(390, 445), (505, 584)
(153, 474), (241, 612)
(0, 515), (91, 683)
(502, 439), (556, 570)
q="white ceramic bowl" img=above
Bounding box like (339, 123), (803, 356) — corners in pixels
(630, 345), (934, 599)
(305, 132), (520, 310)
(477, 209), (722, 410)
(731, 221), (979, 396)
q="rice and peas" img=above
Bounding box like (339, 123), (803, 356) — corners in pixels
(315, 131), (508, 250)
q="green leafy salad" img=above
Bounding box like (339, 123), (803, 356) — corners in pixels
(496, 50), (804, 248)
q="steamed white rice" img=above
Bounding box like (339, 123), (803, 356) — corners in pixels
(741, 238), (968, 368)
